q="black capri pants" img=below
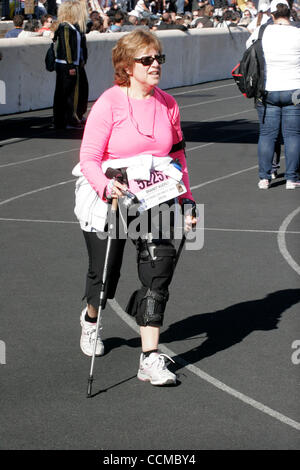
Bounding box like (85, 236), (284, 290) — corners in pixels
(82, 224), (177, 327)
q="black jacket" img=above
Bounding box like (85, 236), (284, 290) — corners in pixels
(54, 22), (88, 67)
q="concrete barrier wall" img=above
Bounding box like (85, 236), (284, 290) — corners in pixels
(0, 21), (14, 38)
(0, 28), (249, 115)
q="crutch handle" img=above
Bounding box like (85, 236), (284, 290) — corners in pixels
(111, 197), (118, 212)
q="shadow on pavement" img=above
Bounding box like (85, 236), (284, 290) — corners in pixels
(0, 115), (259, 146)
(161, 289), (300, 372)
(182, 119), (258, 144)
(103, 336), (140, 354)
(89, 374), (138, 398)
(0, 115), (84, 144)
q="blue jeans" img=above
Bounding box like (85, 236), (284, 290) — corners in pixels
(256, 90), (300, 181)
(176, 0), (185, 13)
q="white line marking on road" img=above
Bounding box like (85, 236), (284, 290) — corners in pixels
(0, 163), (257, 208)
(109, 298), (300, 432)
(0, 217), (78, 224)
(205, 227), (300, 235)
(0, 217), (299, 236)
(181, 95), (243, 109)
(171, 83), (235, 96)
(190, 165), (258, 190)
(0, 137), (32, 145)
(0, 129), (55, 145)
(0, 148), (80, 169)
(0, 103), (94, 146)
(200, 108), (255, 122)
(0, 179), (76, 206)
(277, 206), (300, 276)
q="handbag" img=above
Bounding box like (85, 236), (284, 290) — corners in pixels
(45, 42), (56, 72)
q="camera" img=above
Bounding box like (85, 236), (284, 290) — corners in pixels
(121, 188), (139, 209)
(105, 167), (145, 212)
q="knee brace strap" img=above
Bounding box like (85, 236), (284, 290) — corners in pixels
(138, 241), (176, 263)
(126, 287), (169, 327)
(143, 288), (168, 325)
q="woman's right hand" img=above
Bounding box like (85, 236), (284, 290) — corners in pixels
(106, 179), (128, 198)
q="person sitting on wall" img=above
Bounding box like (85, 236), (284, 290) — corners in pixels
(38, 14), (54, 36)
(109, 10), (125, 31)
(87, 17), (105, 34)
(86, 10), (101, 33)
(192, 4), (214, 27)
(219, 9), (241, 27)
(237, 8), (252, 26)
(121, 11), (147, 31)
(4, 14), (24, 38)
(156, 11), (188, 29)
(18, 19), (42, 37)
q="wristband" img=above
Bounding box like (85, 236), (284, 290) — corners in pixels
(180, 198), (197, 218)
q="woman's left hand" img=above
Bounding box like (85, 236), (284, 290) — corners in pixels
(181, 198), (198, 232)
(184, 214), (198, 232)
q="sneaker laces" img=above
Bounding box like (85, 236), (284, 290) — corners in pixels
(83, 317), (103, 341)
(152, 353), (175, 370)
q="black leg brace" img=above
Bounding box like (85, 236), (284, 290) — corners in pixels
(126, 239), (176, 327)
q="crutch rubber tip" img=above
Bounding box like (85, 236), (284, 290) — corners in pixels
(87, 376), (93, 398)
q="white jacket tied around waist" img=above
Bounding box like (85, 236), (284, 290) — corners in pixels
(72, 155), (183, 232)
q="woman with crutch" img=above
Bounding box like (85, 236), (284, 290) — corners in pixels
(77, 30), (197, 388)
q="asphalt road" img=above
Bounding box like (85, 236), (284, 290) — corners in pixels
(0, 79), (299, 451)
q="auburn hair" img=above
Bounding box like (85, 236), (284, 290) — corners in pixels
(112, 30), (162, 87)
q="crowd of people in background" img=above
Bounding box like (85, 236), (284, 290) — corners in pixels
(1, 0), (299, 186)
(2, 0), (300, 38)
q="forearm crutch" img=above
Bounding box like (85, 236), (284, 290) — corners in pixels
(87, 197), (118, 398)
(173, 199), (198, 269)
(173, 232), (186, 270)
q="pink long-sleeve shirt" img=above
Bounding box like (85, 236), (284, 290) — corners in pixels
(80, 85), (194, 202)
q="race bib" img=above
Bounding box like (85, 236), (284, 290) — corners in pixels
(128, 170), (187, 211)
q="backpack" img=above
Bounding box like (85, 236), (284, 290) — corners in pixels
(231, 23), (268, 99)
(45, 42), (56, 72)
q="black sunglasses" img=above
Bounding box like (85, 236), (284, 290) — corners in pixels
(134, 54), (166, 66)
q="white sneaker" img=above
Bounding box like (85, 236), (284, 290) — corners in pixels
(286, 180), (300, 190)
(258, 179), (270, 189)
(137, 352), (177, 385)
(80, 308), (104, 357)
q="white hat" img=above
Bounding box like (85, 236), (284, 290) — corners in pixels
(270, 0), (289, 12)
(259, 3), (270, 12)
